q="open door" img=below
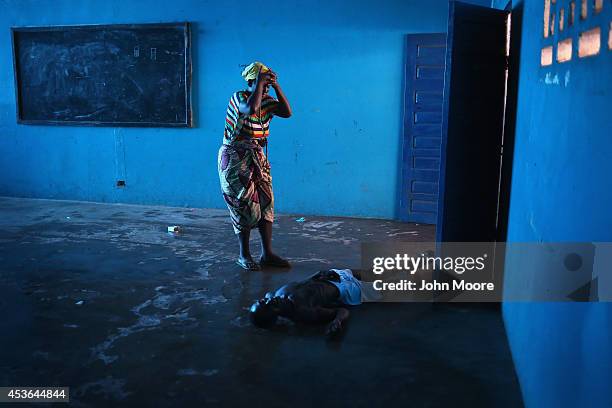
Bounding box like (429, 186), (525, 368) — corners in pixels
(436, 1), (509, 243)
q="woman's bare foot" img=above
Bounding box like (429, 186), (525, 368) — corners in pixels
(236, 255), (261, 271)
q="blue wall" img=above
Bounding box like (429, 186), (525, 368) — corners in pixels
(495, 0), (612, 406)
(0, 0), (457, 219)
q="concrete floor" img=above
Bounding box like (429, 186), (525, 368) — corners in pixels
(0, 197), (523, 407)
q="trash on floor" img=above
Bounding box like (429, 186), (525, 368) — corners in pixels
(295, 217), (306, 222)
(75, 300), (84, 306)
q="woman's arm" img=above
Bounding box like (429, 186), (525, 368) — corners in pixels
(271, 81), (292, 118)
(242, 71), (276, 115)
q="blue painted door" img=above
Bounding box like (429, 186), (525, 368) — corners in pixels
(436, 2), (509, 242)
(400, 34), (446, 224)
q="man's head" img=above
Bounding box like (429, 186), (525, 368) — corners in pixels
(249, 295), (290, 327)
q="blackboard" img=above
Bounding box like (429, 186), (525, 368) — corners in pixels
(11, 22), (192, 127)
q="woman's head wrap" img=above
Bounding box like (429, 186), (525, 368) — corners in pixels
(241, 61), (270, 81)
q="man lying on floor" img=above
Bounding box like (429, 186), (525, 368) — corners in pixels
(249, 268), (379, 336)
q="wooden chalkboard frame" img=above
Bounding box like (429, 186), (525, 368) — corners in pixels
(11, 22), (193, 127)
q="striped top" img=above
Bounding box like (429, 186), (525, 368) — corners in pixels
(224, 91), (279, 143)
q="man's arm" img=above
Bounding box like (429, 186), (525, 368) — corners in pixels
(325, 308), (349, 336)
(294, 306), (350, 336)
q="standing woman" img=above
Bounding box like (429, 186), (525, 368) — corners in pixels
(218, 62), (292, 271)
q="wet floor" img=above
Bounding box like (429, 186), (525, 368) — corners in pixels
(0, 197), (522, 407)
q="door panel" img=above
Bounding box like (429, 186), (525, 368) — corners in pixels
(400, 33), (446, 224)
(436, 2), (509, 242)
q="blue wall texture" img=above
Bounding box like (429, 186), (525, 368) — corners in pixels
(494, 0), (612, 406)
(0, 0), (458, 219)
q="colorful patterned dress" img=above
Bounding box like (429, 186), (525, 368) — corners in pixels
(218, 90), (279, 234)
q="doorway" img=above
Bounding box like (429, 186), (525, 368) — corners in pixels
(400, 2), (517, 246)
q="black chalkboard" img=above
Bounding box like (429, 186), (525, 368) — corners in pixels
(11, 22), (192, 127)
